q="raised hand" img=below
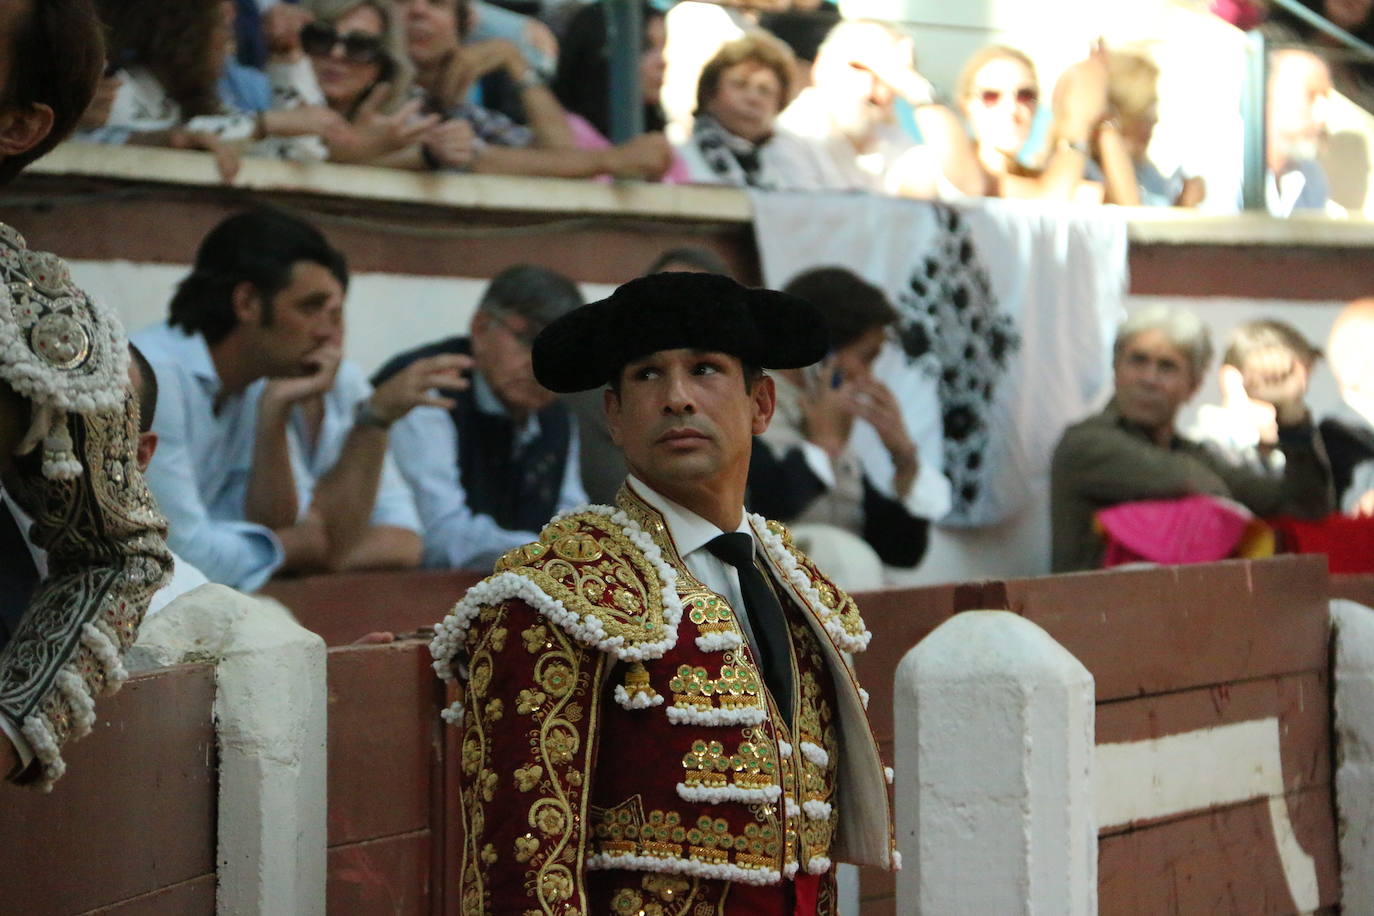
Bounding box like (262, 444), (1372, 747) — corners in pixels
(800, 362), (859, 458)
(367, 353), (473, 425)
(1241, 346), (1310, 426)
(423, 118), (479, 170)
(263, 343), (344, 407)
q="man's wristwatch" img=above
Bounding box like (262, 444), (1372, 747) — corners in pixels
(353, 399), (394, 430)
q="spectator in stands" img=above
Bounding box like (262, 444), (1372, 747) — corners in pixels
(1321, 298), (1374, 516)
(0, 0), (174, 787)
(135, 209), (464, 590)
(1050, 305), (1333, 572)
(957, 42), (1134, 202)
(772, 19), (986, 197)
(1266, 49), (1334, 215)
(1188, 319), (1321, 474)
(286, 0), (477, 169)
(397, 0), (673, 179)
(375, 266), (588, 571)
(84, 0), (344, 178)
(551, 0), (667, 144)
(748, 268), (933, 589)
(127, 346), (213, 616)
(678, 32), (798, 188)
(1100, 49), (1206, 207)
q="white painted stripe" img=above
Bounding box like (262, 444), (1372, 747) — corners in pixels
(1095, 717), (1318, 911)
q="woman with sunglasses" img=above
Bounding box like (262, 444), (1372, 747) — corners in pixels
(273, 0), (476, 169)
(955, 42), (1136, 202)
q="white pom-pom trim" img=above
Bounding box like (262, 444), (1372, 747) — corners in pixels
(802, 799), (833, 821)
(440, 701), (465, 724)
(676, 782), (781, 804)
(858, 687), (871, 709)
(586, 852), (781, 886)
(695, 630), (744, 652)
(805, 856), (833, 875)
(785, 798), (801, 818)
(799, 741), (830, 767)
(614, 684), (665, 709)
(891, 849), (903, 871)
(777, 738), (792, 759)
(666, 703), (766, 726)
(783, 861), (799, 878)
(884, 766), (895, 785)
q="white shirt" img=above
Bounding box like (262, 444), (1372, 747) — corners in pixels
(625, 476), (767, 654)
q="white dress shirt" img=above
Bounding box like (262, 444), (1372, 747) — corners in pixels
(624, 476), (769, 655)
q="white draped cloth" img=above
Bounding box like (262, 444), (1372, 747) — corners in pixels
(751, 191), (1129, 526)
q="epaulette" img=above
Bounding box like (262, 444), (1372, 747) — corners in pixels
(0, 223), (130, 479)
(431, 507), (686, 681)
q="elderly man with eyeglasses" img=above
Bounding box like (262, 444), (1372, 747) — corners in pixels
(373, 265), (590, 572)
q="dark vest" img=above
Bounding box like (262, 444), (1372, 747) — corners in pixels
(372, 336), (572, 531)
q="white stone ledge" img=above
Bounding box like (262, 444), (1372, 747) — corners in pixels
(27, 141), (1374, 248)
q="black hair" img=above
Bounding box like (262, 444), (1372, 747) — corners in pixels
(0, 0), (105, 185)
(644, 247), (730, 277)
(551, 0), (666, 138)
(479, 264), (584, 331)
(128, 342), (157, 433)
(782, 267), (897, 349)
(168, 209), (348, 345)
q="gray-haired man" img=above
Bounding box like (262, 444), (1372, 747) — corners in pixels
(1050, 305), (1332, 572)
(373, 265), (589, 572)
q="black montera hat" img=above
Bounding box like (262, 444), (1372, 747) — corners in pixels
(532, 272), (828, 393)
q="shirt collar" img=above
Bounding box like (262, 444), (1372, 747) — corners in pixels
(157, 323), (223, 395)
(625, 475), (752, 559)
(473, 370), (541, 442)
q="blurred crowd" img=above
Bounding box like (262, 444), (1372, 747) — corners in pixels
(52, 0), (1347, 214)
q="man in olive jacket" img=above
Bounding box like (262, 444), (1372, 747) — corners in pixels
(1051, 305), (1332, 572)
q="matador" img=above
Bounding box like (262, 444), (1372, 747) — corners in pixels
(431, 272), (897, 914)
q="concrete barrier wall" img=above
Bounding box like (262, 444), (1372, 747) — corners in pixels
(0, 556), (1352, 914)
(857, 555), (1341, 915)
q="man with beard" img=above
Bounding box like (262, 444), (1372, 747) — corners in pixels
(375, 265), (588, 571)
(1050, 304), (1333, 571)
(430, 271), (896, 913)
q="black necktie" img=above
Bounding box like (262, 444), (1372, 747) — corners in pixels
(705, 532), (794, 722)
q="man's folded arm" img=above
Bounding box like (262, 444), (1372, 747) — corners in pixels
(1053, 424), (1230, 503)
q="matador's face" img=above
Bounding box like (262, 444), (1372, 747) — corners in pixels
(604, 348), (774, 493)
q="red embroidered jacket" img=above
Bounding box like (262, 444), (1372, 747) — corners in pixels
(431, 485), (895, 915)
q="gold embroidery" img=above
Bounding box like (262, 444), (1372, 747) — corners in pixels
(484, 698), (504, 721)
(681, 739), (778, 790)
(515, 834), (539, 862)
(612, 889), (646, 914)
(553, 530), (604, 562)
(686, 594), (736, 635)
(522, 624), (551, 654)
(514, 764), (543, 791)
(516, 689), (546, 715)
(668, 662), (761, 710)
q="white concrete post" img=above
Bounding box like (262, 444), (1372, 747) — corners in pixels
(130, 585), (328, 916)
(895, 610), (1096, 915)
(1332, 599), (1374, 912)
